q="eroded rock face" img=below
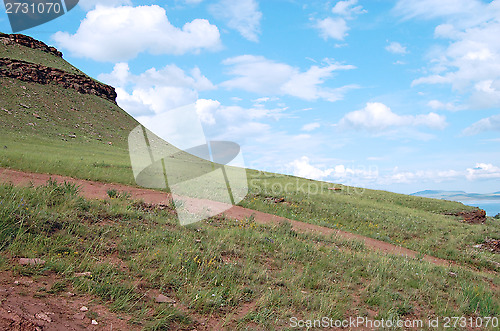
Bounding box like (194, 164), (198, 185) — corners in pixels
(0, 33), (62, 58)
(0, 58), (117, 104)
(458, 209), (487, 224)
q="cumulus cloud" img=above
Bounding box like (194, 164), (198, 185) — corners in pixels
(98, 62), (215, 116)
(462, 114), (500, 135)
(53, 5), (221, 62)
(385, 41), (408, 54)
(338, 102), (447, 132)
(192, 98), (290, 145)
(315, 17), (349, 41)
(288, 157), (500, 186)
(314, 0), (366, 41)
(466, 163), (500, 180)
(395, 0), (500, 109)
(221, 55), (357, 101)
(287, 156), (378, 182)
(209, 0), (262, 42)
(287, 156), (334, 180)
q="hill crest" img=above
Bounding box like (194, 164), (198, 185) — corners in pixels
(0, 33), (116, 103)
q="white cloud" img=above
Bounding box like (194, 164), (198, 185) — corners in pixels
(195, 99), (220, 125)
(427, 100), (464, 111)
(338, 102), (447, 132)
(53, 5), (221, 62)
(315, 17), (349, 41)
(286, 157), (500, 186)
(385, 169), (461, 184)
(287, 156), (334, 180)
(331, 0), (366, 17)
(98, 62), (215, 116)
(78, 0), (131, 11)
(209, 0), (262, 42)
(314, 0), (366, 41)
(184, 0), (204, 4)
(221, 55), (357, 101)
(466, 163), (500, 180)
(301, 123), (321, 132)
(385, 41), (408, 54)
(462, 114), (500, 135)
(397, 0), (500, 109)
(287, 156), (378, 182)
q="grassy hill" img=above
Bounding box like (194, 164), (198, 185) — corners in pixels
(0, 34), (499, 329)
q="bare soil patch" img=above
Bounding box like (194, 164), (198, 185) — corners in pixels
(0, 269), (137, 331)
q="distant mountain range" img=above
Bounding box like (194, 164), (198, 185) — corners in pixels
(411, 190), (500, 201)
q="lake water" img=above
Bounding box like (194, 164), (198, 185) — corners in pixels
(458, 200), (500, 217)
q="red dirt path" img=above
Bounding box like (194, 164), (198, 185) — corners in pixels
(0, 167), (450, 266)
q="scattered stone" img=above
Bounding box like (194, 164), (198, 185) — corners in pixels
(91, 320), (98, 325)
(107, 141), (113, 145)
(448, 272), (457, 278)
(474, 239), (500, 253)
(265, 197), (285, 203)
(35, 312), (52, 323)
(21, 85), (26, 90)
(19, 103), (30, 109)
(28, 122), (35, 126)
(80, 306), (89, 312)
(66, 292), (75, 297)
(19, 258), (45, 266)
(155, 294), (176, 304)
(328, 187), (342, 191)
(68, 134), (77, 139)
(74, 272), (92, 277)
(33, 113), (41, 119)
(1, 107), (11, 114)
(3, 146), (7, 149)
(73, 313), (85, 320)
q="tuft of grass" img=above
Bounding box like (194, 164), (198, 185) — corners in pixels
(0, 182), (498, 329)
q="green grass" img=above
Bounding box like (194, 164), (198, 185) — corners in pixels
(0, 77), (138, 147)
(0, 181), (498, 329)
(240, 172), (500, 271)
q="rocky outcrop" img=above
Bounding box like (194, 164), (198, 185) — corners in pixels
(0, 58), (117, 104)
(0, 33), (62, 58)
(451, 209), (487, 224)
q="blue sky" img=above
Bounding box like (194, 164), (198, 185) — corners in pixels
(1, 0), (500, 194)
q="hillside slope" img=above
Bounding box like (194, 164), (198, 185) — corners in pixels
(0, 33), (498, 268)
(0, 33), (498, 329)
